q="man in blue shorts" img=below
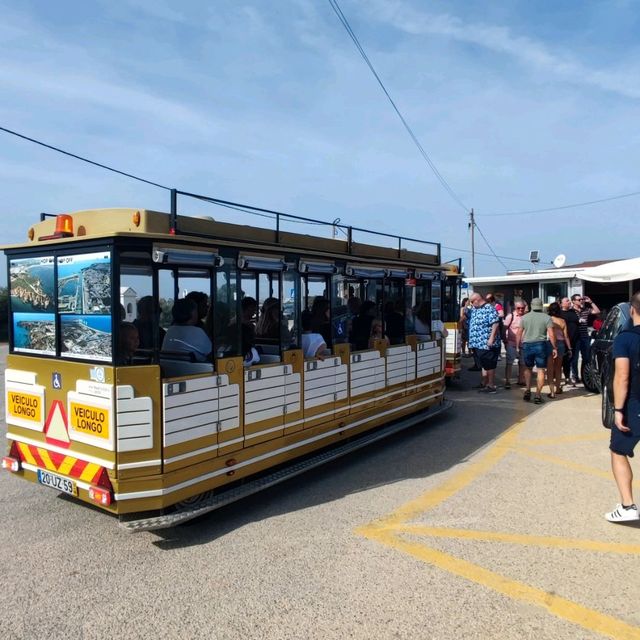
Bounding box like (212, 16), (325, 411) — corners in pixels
(605, 292), (640, 522)
(516, 298), (557, 404)
(467, 292), (501, 393)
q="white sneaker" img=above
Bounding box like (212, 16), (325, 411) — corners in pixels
(605, 504), (640, 522)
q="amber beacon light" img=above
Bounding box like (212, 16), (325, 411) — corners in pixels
(38, 214), (75, 241)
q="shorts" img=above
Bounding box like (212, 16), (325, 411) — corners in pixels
(610, 402), (640, 457)
(505, 344), (520, 365)
(554, 341), (566, 359)
(476, 348), (499, 371)
(522, 341), (548, 369)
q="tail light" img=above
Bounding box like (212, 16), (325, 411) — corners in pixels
(88, 486), (112, 506)
(2, 442), (21, 472)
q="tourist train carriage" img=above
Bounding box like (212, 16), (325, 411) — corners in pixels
(442, 262), (463, 379)
(2, 204), (452, 530)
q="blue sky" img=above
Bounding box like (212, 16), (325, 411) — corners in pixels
(1, 0), (639, 277)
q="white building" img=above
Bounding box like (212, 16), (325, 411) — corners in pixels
(120, 286), (137, 322)
(464, 258), (640, 313)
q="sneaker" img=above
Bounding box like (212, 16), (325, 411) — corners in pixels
(504, 383), (511, 390)
(605, 504), (640, 523)
(534, 395), (544, 404)
(485, 386), (497, 394)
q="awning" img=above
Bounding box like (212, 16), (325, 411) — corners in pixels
(579, 258), (640, 283)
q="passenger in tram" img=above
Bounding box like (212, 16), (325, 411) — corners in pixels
(369, 319), (390, 349)
(384, 300), (405, 345)
(118, 322), (140, 365)
(351, 300), (376, 350)
(134, 295), (166, 349)
(241, 297), (260, 365)
(162, 298), (213, 362)
(185, 291), (209, 332)
(413, 301), (431, 339)
(310, 296), (331, 345)
(301, 312), (327, 359)
(256, 297), (281, 340)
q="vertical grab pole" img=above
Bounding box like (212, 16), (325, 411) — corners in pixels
(170, 189), (177, 235)
(276, 212), (280, 243)
(348, 226), (353, 254)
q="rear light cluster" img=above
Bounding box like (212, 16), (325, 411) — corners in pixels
(88, 486), (112, 506)
(2, 457), (20, 472)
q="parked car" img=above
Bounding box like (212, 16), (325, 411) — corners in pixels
(582, 302), (632, 427)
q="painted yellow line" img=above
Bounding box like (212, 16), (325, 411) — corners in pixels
(515, 446), (640, 488)
(393, 524), (640, 555)
(519, 433), (607, 447)
(362, 419), (527, 531)
(361, 528), (640, 640)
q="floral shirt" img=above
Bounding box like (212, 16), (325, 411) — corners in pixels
(468, 303), (500, 350)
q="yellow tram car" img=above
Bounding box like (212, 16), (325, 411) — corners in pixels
(2, 205), (452, 530)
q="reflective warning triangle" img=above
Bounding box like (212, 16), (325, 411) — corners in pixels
(44, 400), (70, 448)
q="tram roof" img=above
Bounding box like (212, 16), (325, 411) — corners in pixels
(3, 207), (447, 269)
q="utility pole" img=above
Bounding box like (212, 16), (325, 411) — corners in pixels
(469, 208), (475, 277)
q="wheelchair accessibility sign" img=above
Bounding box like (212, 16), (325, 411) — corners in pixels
(52, 372), (62, 390)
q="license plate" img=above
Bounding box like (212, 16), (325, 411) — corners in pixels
(37, 469), (77, 496)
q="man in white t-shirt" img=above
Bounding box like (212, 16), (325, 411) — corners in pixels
(162, 298), (212, 362)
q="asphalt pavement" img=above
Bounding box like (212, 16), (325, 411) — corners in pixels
(1, 347), (638, 640)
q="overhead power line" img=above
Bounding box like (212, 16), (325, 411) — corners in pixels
(471, 220), (508, 270)
(326, 0), (469, 213)
(0, 126), (170, 191)
(478, 189), (640, 217)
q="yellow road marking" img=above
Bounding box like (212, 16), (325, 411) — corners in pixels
(519, 433), (606, 447)
(356, 408), (640, 638)
(393, 524), (640, 555)
(364, 420), (526, 531)
(360, 528), (640, 640)
(514, 446), (640, 487)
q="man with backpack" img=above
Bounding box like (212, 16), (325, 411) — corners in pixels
(605, 292), (640, 522)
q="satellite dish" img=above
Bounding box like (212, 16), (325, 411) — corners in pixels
(553, 254), (566, 268)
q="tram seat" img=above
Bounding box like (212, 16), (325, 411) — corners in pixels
(258, 354), (281, 364)
(160, 351), (214, 377)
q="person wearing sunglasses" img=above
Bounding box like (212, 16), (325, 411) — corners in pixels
(571, 294), (601, 384)
(560, 296), (580, 385)
(502, 302), (527, 389)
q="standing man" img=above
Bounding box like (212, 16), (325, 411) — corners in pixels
(467, 292), (501, 394)
(605, 292), (640, 522)
(503, 301), (526, 389)
(560, 296), (579, 385)
(572, 294), (600, 384)
(516, 297), (557, 404)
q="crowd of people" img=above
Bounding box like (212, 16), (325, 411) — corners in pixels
(460, 291), (601, 402)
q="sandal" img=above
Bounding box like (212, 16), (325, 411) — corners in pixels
(523, 390), (531, 402)
(547, 393), (555, 399)
(534, 395), (543, 404)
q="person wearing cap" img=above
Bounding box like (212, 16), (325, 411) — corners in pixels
(516, 297), (557, 404)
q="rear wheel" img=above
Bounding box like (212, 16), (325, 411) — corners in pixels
(602, 382), (615, 429)
(582, 359), (600, 393)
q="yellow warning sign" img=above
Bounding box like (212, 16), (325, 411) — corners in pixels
(69, 403), (110, 440)
(7, 392), (42, 423)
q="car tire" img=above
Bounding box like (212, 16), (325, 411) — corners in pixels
(602, 381), (615, 429)
(581, 359), (600, 394)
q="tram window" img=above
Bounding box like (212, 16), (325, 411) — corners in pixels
(302, 275), (330, 347)
(119, 261), (157, 359)
(413, 280), (432, 339)
(215, 264), (240, 358)
(443, 277), (459, 323)
(348, 278), (383, 351)
(158, 269), (175, 331)
(330, 275), (351, 345)
(431, 280), (442, 322)
(405, 282), (416, 335)
(177, 270), (212, 333)
(283, 269), (299, 349)
(383, 280), (405, 345)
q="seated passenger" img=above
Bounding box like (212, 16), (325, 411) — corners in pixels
(301, 312), (327, 359)
(413, 301), (432, 339)
(368, 319), (390, 349)
(241, 297), (260, 366)
(185, 290), (209, 332)
(256, 297), (281, 340)
(162, 298), (212, 362)
(310, 297), (331, 345)
(384, 300), (405, 345)
(118, 322), (140, 365)
(134, 295), (166, 349)
(350, 300), (376, 351)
